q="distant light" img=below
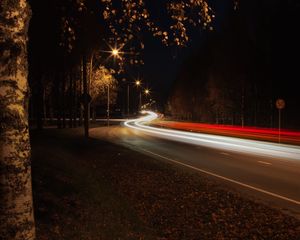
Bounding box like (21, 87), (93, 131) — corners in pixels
(135, 80), (141, 86)
(111, 49), (119, 56)
(144, 89), (150, 95)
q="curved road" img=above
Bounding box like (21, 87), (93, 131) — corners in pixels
(90, 112), (300, 218)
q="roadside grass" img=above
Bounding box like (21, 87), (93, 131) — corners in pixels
(31, 127), (300, 240)
(31, 128), (156, 240)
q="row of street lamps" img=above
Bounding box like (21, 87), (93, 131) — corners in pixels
(135, 79), (150, 112)
(108, 48), (151, 124)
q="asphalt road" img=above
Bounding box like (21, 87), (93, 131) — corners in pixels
(90, 117), (300, 219)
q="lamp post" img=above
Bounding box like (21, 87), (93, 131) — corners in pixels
(127, 83), (130, 116)
(276, 99), (285, 143)
(143, 88), (150, 109)
(135, 80), (141, 111)
(106, 48), (120, 126)
(107, 83), (110, 126)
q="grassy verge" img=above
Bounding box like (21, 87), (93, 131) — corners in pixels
(31, 128), (300, 239)
(31, 128), (155, 240)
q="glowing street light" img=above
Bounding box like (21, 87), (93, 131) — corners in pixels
(111, 48), (119, 57)
(135, 80), (141, 86)
(144, 89), (150, 95)
(107, 49), (120, 126)
(135, 80), (142, 111)
(142, 89), (151, 110)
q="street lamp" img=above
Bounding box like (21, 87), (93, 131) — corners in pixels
(127, 82), (130, 117)
(142, 88), (150, 110)
(111, 48), (119, 57)
(121, 78), (130, 117)
(144, 89), (150, 95)
(107, 82), (110, 126)
(135, 80), (142, 111)
(106, 48), (122, 126)
(135, 80), (141, 87)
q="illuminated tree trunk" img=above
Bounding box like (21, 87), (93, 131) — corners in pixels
(0, 1), (35, 239)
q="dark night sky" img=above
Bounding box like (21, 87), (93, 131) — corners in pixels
(140, 1), (230, 105)
(141, 0), (300, 113)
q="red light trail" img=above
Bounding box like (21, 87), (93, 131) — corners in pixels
(124, 111), (300, 161)
(154, 121), (300, 145)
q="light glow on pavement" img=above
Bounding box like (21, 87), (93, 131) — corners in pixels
(124, 111), (300, 161)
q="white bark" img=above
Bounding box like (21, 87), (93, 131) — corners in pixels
(0, 0), (35, 239)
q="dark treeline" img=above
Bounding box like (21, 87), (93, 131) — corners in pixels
(28, 0), (103, 131)
(27, 0), (160, 132)
(167, 0), (300, 129)
(28, 0), (109, 131)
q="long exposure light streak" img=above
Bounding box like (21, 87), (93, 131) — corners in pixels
(155, 121), (300, 145)
(124, 111), (300, 161)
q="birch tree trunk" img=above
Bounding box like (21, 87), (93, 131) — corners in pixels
(0, 1), (35, 239)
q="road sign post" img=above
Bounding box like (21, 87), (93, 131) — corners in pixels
(276, 99), (285, 143)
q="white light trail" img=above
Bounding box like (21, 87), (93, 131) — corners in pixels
(124, 111), (300, 161)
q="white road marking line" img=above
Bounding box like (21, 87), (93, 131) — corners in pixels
(139, 147), (300, 206)
(220, 152), (230, 156)
(258, 161), (272, 165)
